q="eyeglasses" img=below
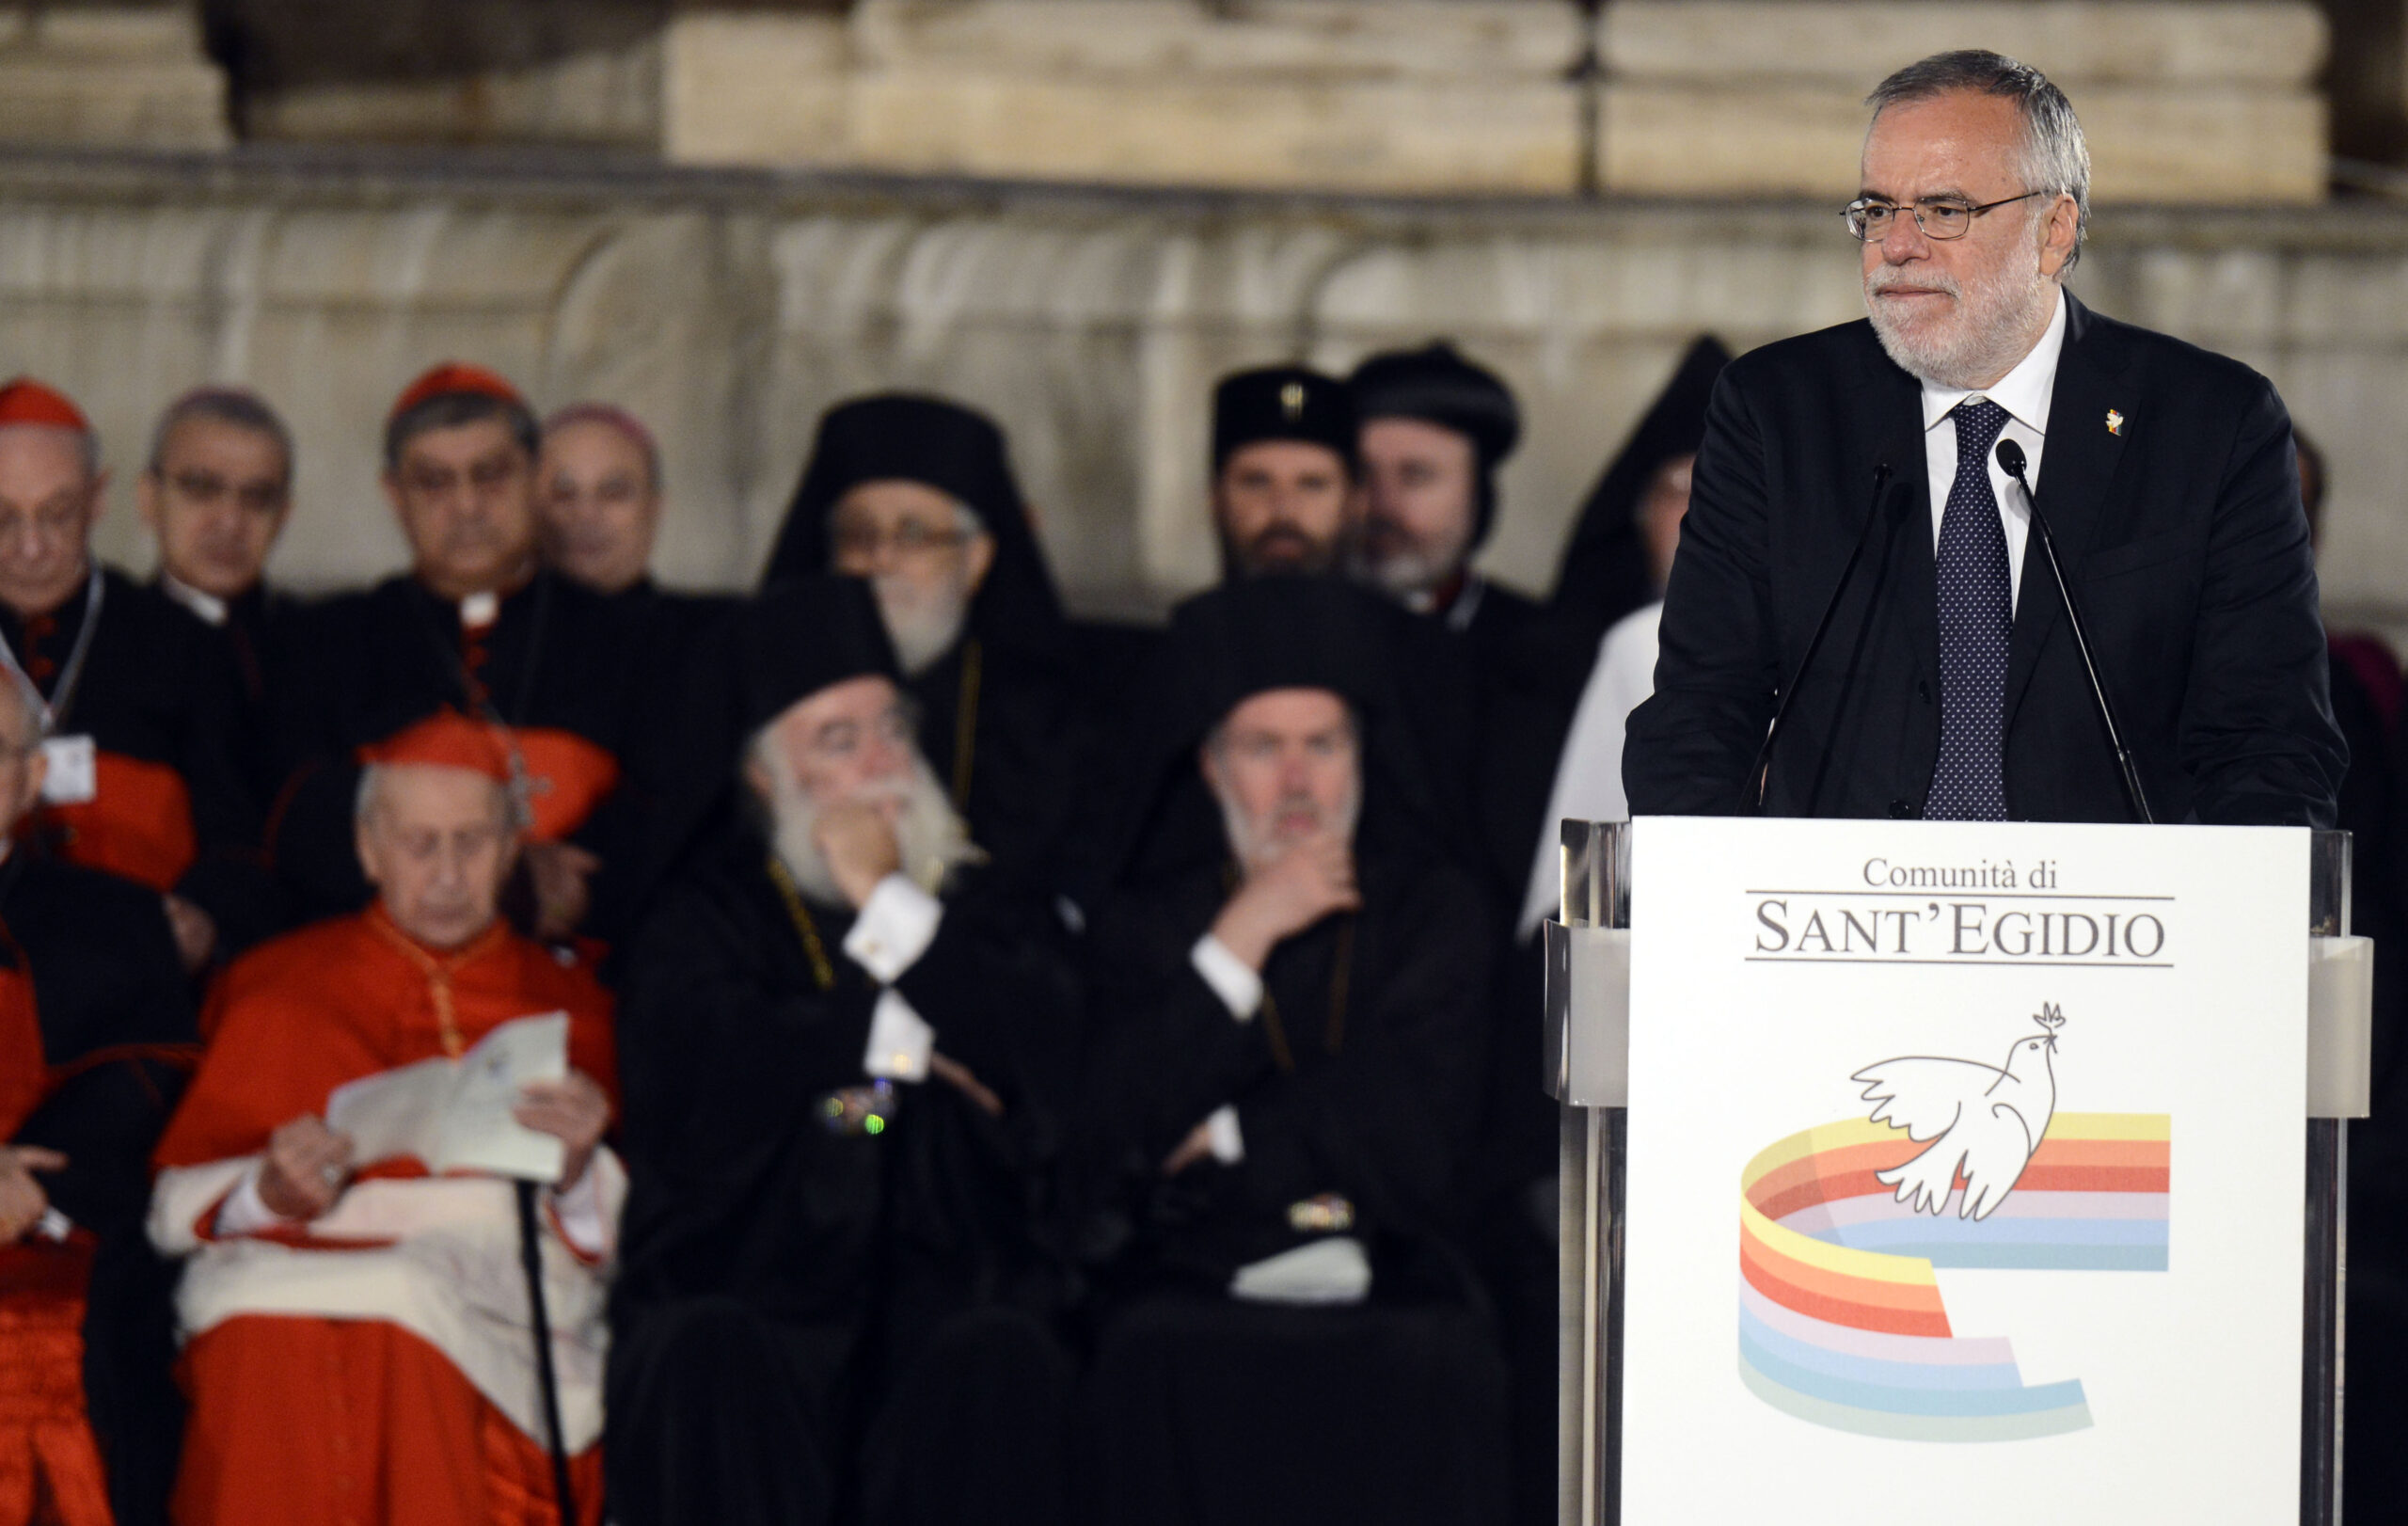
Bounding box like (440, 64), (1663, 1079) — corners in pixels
(166, 469), (288, 515)
(1843, 191), (2045, 242)
(831, 521), (974, 560)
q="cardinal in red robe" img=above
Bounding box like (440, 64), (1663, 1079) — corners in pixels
(150, 712), (616, 1526)
(0, 668), (198, 1526)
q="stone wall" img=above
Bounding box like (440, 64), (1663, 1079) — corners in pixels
(2, 148), (2403, 641)
(8, 3), (2332, 203)
(663, 0), (2334, 203)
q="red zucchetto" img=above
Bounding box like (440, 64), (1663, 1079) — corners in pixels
(0, 376), (90, 433)
(355, 709), (515, 785)
(388, 363), (526, 421)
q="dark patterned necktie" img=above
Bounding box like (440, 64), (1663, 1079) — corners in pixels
(1927, 398), (2013, 820)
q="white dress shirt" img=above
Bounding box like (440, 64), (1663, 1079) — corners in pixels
(1918, 287), (2067, 613)
(843, 874), (945, 1082)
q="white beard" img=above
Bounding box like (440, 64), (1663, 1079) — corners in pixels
(872, 574), (974, 677)
(763, 752), (981, 905)
(1214, 776), (1363, 875)
(1864, 250), (2056, 390)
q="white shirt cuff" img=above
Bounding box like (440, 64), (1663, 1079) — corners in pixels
(862, 988), (936, 1082)
(1206, 1104), (1244, 1164)
(34, 1207), (71, 1242)
(843, 874), (944, 985)
(549, 1165), (610, 1257)
(1190, 934), (1264, 1021)
(211, 1160), (289, 1237)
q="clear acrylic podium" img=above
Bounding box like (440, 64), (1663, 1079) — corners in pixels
(1542, 819), (2369, 1526)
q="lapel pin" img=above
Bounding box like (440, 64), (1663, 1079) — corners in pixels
(2105, 408), (2124, 437)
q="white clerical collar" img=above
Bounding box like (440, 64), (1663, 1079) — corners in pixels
(159, 572), (228, 628)
(460, 589), (500, 629)
(1918, 285), (2067, 438)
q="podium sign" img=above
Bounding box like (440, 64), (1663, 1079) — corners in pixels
(1619, 818), (2307, 1524)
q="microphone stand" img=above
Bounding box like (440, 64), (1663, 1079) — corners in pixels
(1994, 439), (2154, 824)
(1743, 461), (1894, 814)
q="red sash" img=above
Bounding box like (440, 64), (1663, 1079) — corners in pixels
(38, 753), (197, 893)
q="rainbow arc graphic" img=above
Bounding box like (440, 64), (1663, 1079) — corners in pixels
(1738, 1112), (2171, 1440)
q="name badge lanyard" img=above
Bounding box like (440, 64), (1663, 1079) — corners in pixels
(0, 563), (104, 735)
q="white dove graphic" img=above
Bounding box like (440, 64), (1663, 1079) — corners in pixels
(1851, 1007), (2064, 1222)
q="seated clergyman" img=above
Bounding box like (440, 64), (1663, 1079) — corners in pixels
(0, 667), (197, 1526)
(1078, 575), (1509, 1526)
(606, 576), (1078, 1526)
(150, 712), (617, 1526)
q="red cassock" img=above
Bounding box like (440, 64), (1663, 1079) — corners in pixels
(0, 851), (199, 1526)
(150, 908), (618, 1526)
(0, 959), (110, 1526)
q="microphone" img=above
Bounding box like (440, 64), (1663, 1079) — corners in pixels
(1994, 437), (2154, 823)
(1742, 458), (1900, 814)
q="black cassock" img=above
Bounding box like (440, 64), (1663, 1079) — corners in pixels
(0, 569), (273, 956)
(267, 570), (673, 941)
(1078, 847), (1508, 1526)
(607, 832), (1080, 1526)
(904, 633), (1091, 893)
(0, 852), (197, 1526)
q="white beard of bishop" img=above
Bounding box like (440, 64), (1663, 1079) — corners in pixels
(766, 754), (982, 908)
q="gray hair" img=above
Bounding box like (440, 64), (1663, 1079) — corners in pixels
(146, 387), (294, 483)
(1866, 49), (2091, 273)
(353, 760), (523, 828)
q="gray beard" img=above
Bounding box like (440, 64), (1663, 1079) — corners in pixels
(1213, 779), (1363, 875)
(1865, 262), (2055, 391)
(873, 576), (973, 677)
(1350, 538), (1456, 602)
(765, 754), (982, 906)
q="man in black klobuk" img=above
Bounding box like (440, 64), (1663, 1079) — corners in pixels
(760, 395), (1090, 890)
(607, 577), (1079, 1526)
(1077, 575), (1506, 1526)
(1347, 342), (1536, 660)
(1209, 367), (1361, 582)
(1625, 53), (2342, 826)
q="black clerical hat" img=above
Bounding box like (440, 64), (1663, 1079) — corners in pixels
(1545, 334), (1732, 651)
(1098, 574), (1471, 890)
(734, 575), (900, 734)
(760, 392), (1066, 654)
(1212, 366), (1356, 474)
(1348, 341), (1521, 547)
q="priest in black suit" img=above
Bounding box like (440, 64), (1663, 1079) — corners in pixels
(1626, 50), (2343, 827)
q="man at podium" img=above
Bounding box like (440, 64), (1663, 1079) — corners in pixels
(1624, 49), (2344, 828)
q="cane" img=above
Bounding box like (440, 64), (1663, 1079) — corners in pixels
(515, 1180), (578, 1525)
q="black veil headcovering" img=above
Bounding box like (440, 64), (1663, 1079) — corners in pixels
(760, 392), (1067, 656)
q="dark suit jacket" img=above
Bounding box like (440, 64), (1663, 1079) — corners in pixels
(1624, 293), (2344, 827)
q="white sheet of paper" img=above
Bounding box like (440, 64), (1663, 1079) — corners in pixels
(325, 1011), (569, 1182)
